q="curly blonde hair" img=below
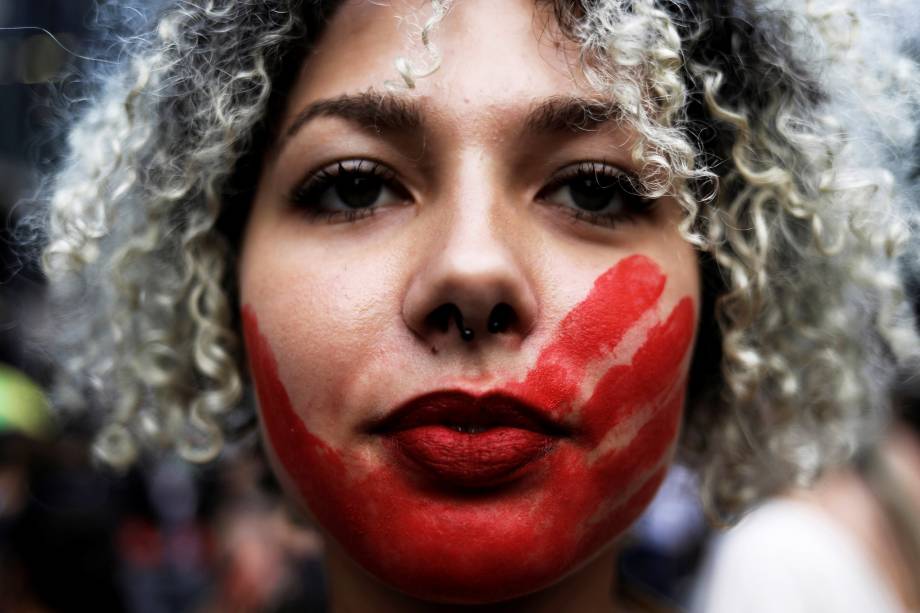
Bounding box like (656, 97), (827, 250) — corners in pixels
(30, 0), (920, 520)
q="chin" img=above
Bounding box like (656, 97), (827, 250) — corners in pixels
(263, 417), (672, 604)
(342, 465), (669, 605)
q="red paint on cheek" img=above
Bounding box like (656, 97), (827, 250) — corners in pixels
(242, 254), (696, 603)
(242, 308), (348, 523)
(505, 255), (668, 414)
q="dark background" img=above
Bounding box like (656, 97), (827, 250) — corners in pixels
(0, 0), (96, 372)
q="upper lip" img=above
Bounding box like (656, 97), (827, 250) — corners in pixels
(368, 390), (570, 436)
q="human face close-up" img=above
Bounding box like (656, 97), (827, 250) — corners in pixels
(239, 0), (700, 605)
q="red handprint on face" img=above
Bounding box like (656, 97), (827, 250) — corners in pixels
(242, 254), (695, 602)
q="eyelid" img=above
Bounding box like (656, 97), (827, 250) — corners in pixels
(536, 160), (654, 229)
(289, 158), (402, 202)
(287, 158), (413, 223)
(542, 161), (643, 192)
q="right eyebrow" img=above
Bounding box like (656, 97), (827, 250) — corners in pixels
(281, 91), (424, 146)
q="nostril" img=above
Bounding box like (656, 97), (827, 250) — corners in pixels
(426, 303), (456, 333)
(424, 302), (517, 341)
(487, 302), (517, 334)
(426, 303), (473, 341)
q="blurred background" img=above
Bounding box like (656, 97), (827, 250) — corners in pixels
(0, 3), (332, 612)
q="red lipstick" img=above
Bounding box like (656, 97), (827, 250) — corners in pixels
(372, 391), (568, 489)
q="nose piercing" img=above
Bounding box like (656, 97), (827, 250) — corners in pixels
(452, 308), (476, 342)
(432, 303), (510, 343)
(454, 302), (511, 343)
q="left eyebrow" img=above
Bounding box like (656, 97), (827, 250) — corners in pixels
(522, 95), (625, 134)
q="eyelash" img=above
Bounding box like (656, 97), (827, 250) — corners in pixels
(289, 160), (409, 223)
(535, 161), (653, 228)
(288, 159), (652, 227)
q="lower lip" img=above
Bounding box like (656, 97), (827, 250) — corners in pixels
(387, 426), (557, 488)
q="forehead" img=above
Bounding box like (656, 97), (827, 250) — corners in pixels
(284, 0), (591, 132)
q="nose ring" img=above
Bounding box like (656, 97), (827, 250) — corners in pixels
(451, 303), (512, 342)
(452, 308), (476, 342)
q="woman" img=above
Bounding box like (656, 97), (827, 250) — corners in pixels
(33, 0), (919, 610)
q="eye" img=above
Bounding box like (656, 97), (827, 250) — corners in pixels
(289, 159), (412, 223)
(536, 162), (653, 227)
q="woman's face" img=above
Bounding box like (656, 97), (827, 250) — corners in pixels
(240, 0), (699, 603)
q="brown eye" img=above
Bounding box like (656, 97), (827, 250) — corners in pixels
(537, 162), (653, 227)
(333, 174), (388, 209)
(290, 159), (412, 222)
(564, 173), (628, 212)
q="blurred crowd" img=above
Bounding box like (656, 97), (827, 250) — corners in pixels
(0, 428), (329, 613)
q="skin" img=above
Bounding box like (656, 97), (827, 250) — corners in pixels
(239, 0), (700, 610)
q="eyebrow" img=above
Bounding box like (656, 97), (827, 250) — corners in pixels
(280, 91), (625, 148)
(283, 91), (424, 142)
(522, 95), (624, 133)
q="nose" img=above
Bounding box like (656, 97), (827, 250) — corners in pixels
(401, 196), (538, 350)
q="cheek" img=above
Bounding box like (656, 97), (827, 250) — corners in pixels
(241, 249), (403, 434)
(242, 254), (696, 604)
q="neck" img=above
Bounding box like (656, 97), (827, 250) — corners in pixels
(325, 540), (622, 613)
